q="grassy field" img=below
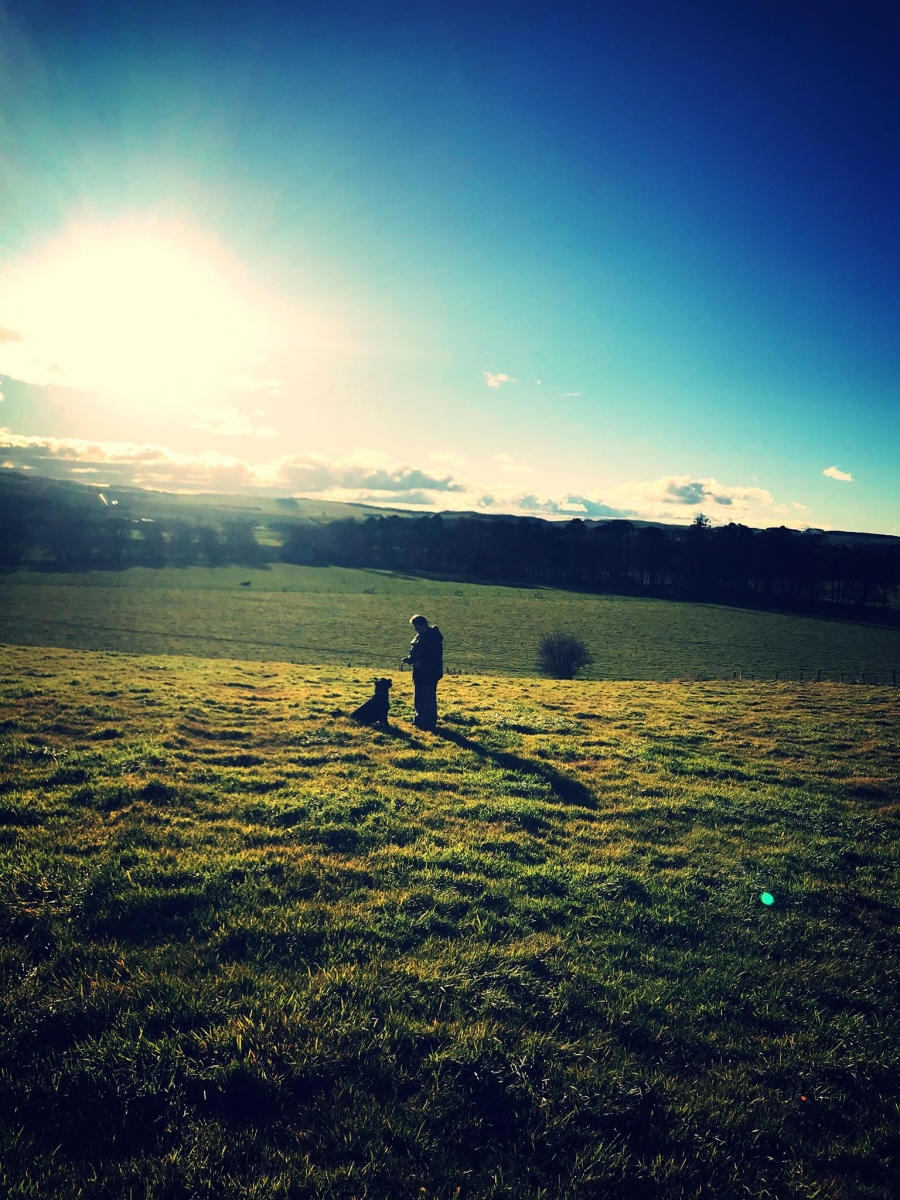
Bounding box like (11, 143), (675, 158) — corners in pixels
(2, 565), (899, 681)
(1, 642), (898, 1198)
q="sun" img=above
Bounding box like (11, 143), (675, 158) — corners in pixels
(0, 219), (275, 408)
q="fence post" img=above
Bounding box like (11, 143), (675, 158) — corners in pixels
(800, 670), (804, 682)
(817, 669), (821, 682)
(894, 668), (897, 687)
(775, 670), (779, 682)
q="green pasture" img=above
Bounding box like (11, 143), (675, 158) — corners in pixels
(1, 643), (898, 1198)
(2, 565), (899, 680)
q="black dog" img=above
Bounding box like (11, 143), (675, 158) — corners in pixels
(351, 677), (392, 725)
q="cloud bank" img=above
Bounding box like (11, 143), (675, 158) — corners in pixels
(0, 430), (463, 497)
(1, 429), (795, 527)
(479, 475), (775, 523)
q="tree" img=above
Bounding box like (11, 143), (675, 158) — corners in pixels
(536, 632), (594, 680)
(222, 519), (263, 566)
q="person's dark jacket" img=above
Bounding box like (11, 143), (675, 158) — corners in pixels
(407, 625), (443, 682)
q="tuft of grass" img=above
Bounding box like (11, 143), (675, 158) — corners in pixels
(0, 642), (898, 1198)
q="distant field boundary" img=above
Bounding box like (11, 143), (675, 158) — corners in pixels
(1, 633), (897, 687)
(1, 565), (899, 682)
(5, 562), (900, 630)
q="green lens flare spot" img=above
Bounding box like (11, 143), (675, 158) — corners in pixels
(760, 892), (775, 906)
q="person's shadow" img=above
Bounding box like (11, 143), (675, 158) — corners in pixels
(373, 720), (596, 809)
(433, 725), (597, 809)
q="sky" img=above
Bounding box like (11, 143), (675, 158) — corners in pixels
(0, 0), (897, 532)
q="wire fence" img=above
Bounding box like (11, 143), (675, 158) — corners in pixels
(729, 668), (899, 685)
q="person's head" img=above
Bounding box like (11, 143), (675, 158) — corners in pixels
(409, 614), (429, 629)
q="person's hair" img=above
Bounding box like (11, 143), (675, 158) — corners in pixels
(409, 614), (428, 626)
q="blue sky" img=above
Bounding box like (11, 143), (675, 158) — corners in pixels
(1, 0), (897, 531)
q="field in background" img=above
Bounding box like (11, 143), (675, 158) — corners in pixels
(1, 643), (898, 1198)
(2, 565), (899, 680)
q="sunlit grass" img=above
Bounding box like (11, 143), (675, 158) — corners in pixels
(1, 643), (898, 1198)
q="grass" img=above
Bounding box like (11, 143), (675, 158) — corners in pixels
(2, 564), (899, 681)
(1, 642), (898, 1198)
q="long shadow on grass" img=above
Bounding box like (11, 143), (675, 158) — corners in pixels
(434, 726), (597, 809)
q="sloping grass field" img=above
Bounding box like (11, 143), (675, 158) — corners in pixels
(2, 565), (899, 680)
(1, 642), (898, 1198)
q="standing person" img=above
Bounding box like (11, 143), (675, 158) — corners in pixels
(402, 614), (443, 731)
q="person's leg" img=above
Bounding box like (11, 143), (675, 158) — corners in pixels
(414, 680), (438, 730)
(422, 681), (438, 730)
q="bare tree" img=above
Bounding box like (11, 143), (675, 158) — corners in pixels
(537, 632), (594, 679)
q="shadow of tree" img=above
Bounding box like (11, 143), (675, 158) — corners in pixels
(434, 726), (597, 809)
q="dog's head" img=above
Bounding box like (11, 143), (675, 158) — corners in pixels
(373, 677), (393, 693)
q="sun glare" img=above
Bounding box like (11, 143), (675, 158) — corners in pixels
(0, 220), (275, 408)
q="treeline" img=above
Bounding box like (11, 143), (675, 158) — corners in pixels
(281, 513), (900, 612)
(0, 496), (265, 570)
(3, 486), (899, 615)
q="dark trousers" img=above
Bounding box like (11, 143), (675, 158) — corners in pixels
(413, 678), (439, 731)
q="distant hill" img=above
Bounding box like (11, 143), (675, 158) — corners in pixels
(1, 468), (898, 621)
(1, 467), (896, 548)
(0, 468), (417, 525)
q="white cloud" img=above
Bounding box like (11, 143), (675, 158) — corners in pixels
(487, 493), (622, 519)
(823, 465), (853, 482)
(607, 474), (775, 521)
(562, 392), (581, 397)
(484, 372), (515, 388)
(189, 406), (279, 438)
(278, 457), (464, 495)
(493, 452), (533, 474)
(428, 450), (466, 468)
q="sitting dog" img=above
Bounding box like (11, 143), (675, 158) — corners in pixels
(350, 677), (392, 726)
